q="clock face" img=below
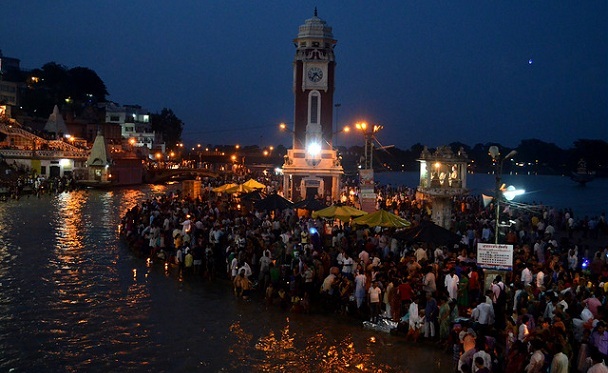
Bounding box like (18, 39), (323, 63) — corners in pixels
(307, 67), (323, 83)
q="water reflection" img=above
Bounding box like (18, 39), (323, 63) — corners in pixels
(53, 191), (86, 252)
(229, 319), (396, 372)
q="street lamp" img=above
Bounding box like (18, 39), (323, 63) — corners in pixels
(355, 122), (383, 170)
(128, 137), (136, 153)
(331, 125), (350, 149)
(489, 146), (518, 244)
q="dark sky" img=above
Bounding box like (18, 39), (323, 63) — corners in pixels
(2, 1), (606, 149)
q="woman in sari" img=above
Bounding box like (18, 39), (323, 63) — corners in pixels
(438, 295), (451, 344)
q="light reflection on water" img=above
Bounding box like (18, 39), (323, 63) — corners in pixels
(0, 190), (163, 371)
(229, 319), (395, 372)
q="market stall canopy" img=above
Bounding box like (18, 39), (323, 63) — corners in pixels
(293, 198), (327, 211)
(312, 205), (367, 222)
(212, 183), (238, 193)
(240, 190), (264, 201)
(225, 184), (255, 194)
(254, 193), (294, 211)
(242, 179), (266, 190)
(394, 220), (461, 246)
(353, 209), (411, 228)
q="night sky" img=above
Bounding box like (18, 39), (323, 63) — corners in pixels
(2, 1), (606, 149)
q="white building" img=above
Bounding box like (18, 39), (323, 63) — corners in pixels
(103, 102), (158, 149)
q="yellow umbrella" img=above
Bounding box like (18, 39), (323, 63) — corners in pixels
(353, 209), (411, 228)
(225, 183), (255, 194)
(212, 183), (238, 193)
(242, 179), (266, 190)
(312, 205), (367, 222)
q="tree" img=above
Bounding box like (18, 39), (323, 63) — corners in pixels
(570, 139), (608, 171)
(515, 139), (564, 173)
(20, 62), (108, 118)
(67, 67), (108, 103)
(151, 108), (184, 149)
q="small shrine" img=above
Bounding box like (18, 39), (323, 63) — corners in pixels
(83, 130), (112, 186)
(417, 145), (469, 229)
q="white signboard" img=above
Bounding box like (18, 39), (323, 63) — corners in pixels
(477, 243), (513, 270)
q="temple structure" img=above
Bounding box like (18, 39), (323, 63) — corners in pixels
(281, 10), (343, 202)
(417, 146), (469, 229)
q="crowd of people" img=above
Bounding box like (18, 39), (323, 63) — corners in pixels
(120, 176), (608, 373)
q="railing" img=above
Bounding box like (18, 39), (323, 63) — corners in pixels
(0, 121), (86, 154)
(48, 140), (83, 152)
(0, 148), (89, 159)
(0, 122), (46, 143)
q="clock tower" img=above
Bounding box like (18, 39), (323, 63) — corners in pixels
(292, 8), (336, 151)
(282, 9), (343, 202)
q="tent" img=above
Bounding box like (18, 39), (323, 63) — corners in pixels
(242, 179), (266, 190)
(254, 193), (294, 211)
(394, 220), (462, 246)
(311, 204), (367, 222)
(240, 190), (264, 201)
(293, 198), (327, 212)
(353, 209), (411, 228)
(212, 183), (238, 193)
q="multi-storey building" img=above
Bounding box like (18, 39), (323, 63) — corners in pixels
(103, 102), (160, 150)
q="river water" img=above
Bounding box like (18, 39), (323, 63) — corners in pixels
(0, 187), (450, 373)
(376, 171), (608, 218)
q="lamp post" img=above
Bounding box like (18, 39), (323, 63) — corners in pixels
(334, 103), (341, 147)
(354, 122), (383, 212)
(355, 122), (383, 170)
(489, 146), (517, 244)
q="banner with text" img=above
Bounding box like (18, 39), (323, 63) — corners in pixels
(477, 243), (513, 271)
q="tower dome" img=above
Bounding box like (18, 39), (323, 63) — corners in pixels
(296, 9), (335, 40)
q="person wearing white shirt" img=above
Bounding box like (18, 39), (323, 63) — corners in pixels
(238, 262), (252, 279)
(536, 268), (545, 289)
(518, 315), (530, 341)
(544, 295), (558, 321)
(407, 298), (419, 331)
(444, 269), (459, 301)
(433, 246), (445, 263)
(568, 248), (578, 270)
(341, 253), (354, 279)
(549, 343), (568, 373)
(358, 249), (370, 267)
(587, 348), (608, 373)
(521, 264), (533, 286)
(230, 256), (239, 279)
(525, 339), (545, 373)
(414, 245), (428, 262)
(545, 223), (555, 238)
(472, 346), (492, 373)
(472, 299), (495, 327)
(354, 270), (367, 308)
